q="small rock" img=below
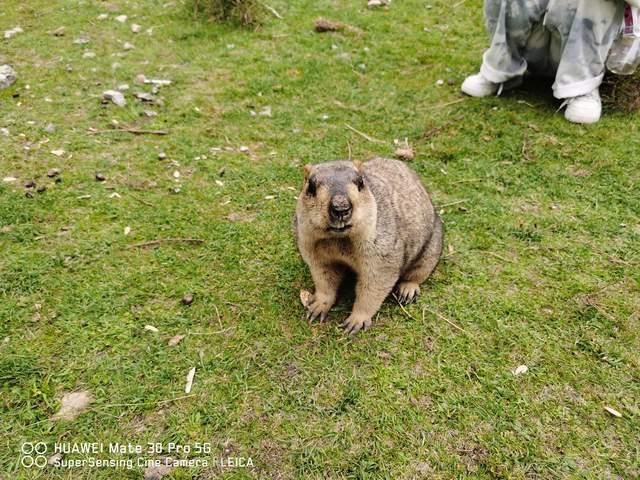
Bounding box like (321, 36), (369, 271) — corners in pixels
(103, 90), (126, 107)
(436, 79), (444, 86)
(82, 51), (96, 58)
(4, 26), (23, 40)
(239, 145), (250, 153)
(144, 325), (159, 333)
(158, 152), (167, 160)
(131, 23), (142, 33)
(50, 149), (65, 157)
(73, 37), (90, 45)
(117, 84), (129, 91)
(48, 453), (62, 466)
(124, 226), (131, 235)
(95, 173), (106, 182)
(367, 0), (390, 7)
(181, 293), (194, 306)
(36, 185), (47, 194)
(135, 74), (147, 84)
(115, 15), (128, 23)
(52, 26), (65, 36)
(0, 65), (17, 90)
(0, 127), (9, 136)
(24, 180), (35, 188)
(25, 191), (34, 198)
(44, 123), (56, 133)
(97, 13), (109, 20)
(2, 176), (17, 183)
(143, 110), (157, 117)
(134, 92), (155, 102)
(47, 168), (61, 178)
(123, 42), (135, 50)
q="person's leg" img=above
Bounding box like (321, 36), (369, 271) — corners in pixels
(545, 0), (624, 99)
(481, 0), (549, 83)
(463, 0), (549, 96)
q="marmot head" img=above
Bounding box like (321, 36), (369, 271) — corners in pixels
(297, 161), (375, 238)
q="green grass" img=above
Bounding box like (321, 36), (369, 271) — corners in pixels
(1, 0), (639, 478)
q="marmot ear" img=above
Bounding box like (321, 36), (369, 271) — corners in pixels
(303, 164), (313, 180)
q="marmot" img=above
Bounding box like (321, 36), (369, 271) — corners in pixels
(294, 158), (443, 334)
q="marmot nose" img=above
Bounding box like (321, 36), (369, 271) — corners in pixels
(330, 195), (352, 219)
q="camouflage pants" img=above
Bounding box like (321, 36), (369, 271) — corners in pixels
(480, 0), (624, 98)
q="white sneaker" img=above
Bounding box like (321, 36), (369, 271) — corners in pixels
(461, 73), (499, 97)
(563, 89), (601, 124)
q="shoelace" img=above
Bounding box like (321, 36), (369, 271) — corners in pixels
(556, 99), (570, 112)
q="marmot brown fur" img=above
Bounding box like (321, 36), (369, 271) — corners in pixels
(294, 158), (443, 334)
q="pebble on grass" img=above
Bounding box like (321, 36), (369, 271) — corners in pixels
(181, 293), (194, 306)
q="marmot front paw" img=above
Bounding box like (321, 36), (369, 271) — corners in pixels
(305, 293), (333, 322)
(395, 281), (420, 304)
(340, 313), (372, 335)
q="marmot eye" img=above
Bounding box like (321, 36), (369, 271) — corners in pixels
(355, 176), (364, 191)
(307, 177), (317, 196)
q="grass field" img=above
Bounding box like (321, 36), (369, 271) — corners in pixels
(1, 0), (639, 478)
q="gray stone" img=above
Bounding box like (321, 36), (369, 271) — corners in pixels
(103, 90), (126, 107)
(0, 65), (17, 90)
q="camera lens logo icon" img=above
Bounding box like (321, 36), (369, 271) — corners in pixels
(21, 442), (47, 468)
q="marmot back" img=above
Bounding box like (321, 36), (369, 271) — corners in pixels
(295, 158), (443, 334)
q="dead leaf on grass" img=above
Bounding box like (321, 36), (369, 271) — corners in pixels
(299, 289), (312, 307)
(185, 367), (196, 394)
(144, 460), (173, 480)
(51, 391), (94, 421)
(513, 365), (528, 376)
(314, 17), (363, 35)
(604, 406), (622, 418)
(395, 145), (414, 161)
(225, 211), (256, 223)
(167, 334), (185, 347)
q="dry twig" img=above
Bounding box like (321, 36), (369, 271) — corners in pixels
(128, 238), (204, 249)
(345, 123), (386, 144)
(88, 127), (169, 135)
(423, 306), (471, 336)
